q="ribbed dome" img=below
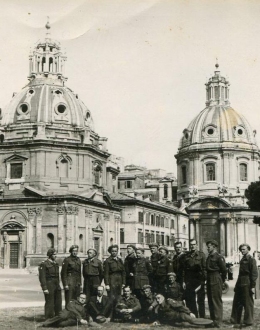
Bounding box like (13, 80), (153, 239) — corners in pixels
(1, 82), (94, 130)
(179, 105), (257, 149)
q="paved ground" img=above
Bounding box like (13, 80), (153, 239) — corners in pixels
(0, 266), (239, 309)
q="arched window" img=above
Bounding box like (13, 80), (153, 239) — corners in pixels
(94, 163), (102, 185)
(49, 57), (53, 72)
(181, 166), (187, 184)
(42, 57), (46, 72)
(60, 159), (68, 178)
(79, 234), (83, 253)
(240, 163), (248, 181)
(164, 184), (168, 198)
(47, 233), (54, 249)
(206, 163), (216, 181)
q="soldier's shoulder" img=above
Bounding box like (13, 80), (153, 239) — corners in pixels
(38, 259), (48, 268)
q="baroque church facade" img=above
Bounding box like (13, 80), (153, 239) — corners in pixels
(175, 64), (260, 259)
(0, 23), (122, 268)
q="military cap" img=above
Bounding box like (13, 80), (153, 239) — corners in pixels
(167, 272), (176, 277)
(47, 248), (56, 257)
(127, 244), (136, 251)
(149, 243), (159, 248)
(136, 247), (145, 254)
(158, 246), (169, 254)
(107, 244), (119, 254)
(206, 240), (218, 247)
(239, 243), (251, 252)
(69, 245), (79, 253)
(142, 284), (152, 290)
(87, 248), (97, 256)
(96, 315), (106, 324)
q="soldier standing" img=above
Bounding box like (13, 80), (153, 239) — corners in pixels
(155, 246), (173, 294)
(149, 243), (160, 292)
(61, 245), (82, 307)
(206, 240), (227, 328)
(172, 241), (186, 285)
(124, 244), (136, 290)
(82, 248), (103, 302)
(132, 247), (153, 300)
(230, 243), (258, 327)
(38, 248), (62, 320)
(183, 239), (206, 318)
(104, 244), (126, 300)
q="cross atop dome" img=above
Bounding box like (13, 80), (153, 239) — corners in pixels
(28, 19), (67, 86)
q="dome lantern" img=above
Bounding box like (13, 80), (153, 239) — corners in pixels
(205, 62), (230, 107)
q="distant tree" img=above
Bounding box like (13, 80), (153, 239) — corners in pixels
(245, 181), (260, 225)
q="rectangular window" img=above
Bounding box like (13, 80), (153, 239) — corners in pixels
(138, 212), (144, 224)
(125, 181), (132, 189)
(170, 235), (175, 246)
(151, 231), (155, 243)
(156, 232), (160, 244)
(166, 235), (170, 246)
(182, 166), (187, 184)
(240, 164), (247, 181)
(151, 215), (155, 226)
(145, 213), (150, 225)
(10, 163), (23, 179)
(171, 219), (175, 229)
(145, 230), (149, 244)
(161, 233), (164, 245)
(161, 217), (164, 227)
(118, 181), (120, 189)
(206, 163), (215, 181)
(138, 230), (143, 243)
(156, 216), (160, 227)
(120, 228), (124, 243)
(165, 218), (169, 228)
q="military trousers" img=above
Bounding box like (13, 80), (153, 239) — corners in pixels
(44, 279), (62, 320)
(207, 274), (223, 324)
(83, 275), (101, 302)
(231, 284), (254, 326)
(184, 282), (205, 318)
(64, 275), (81, 307)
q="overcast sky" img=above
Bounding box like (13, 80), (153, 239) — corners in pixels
(1, 0), (260, 174)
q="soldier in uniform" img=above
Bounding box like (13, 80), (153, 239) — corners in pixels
(132, 247), (153, 300)
(114, 286), (141, 322)
(206, 239), (227, 328)
(104, 244), (126, 301)
(155, 246), (173, 294)
(149, 243), (160, 292)
(230, 243), (258, 327)
(38, 248), (62, 320)
(82, 248), (103, 302)
(124, 244), (136, 290)
(164, 272), (183, 301)
(182, 239), (206, 318)
(61, 245), (82, 307)
(172, 241), (186, 285)
(139, 285), (158, 323)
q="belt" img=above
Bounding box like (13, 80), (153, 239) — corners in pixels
(207, 271), (220, 275)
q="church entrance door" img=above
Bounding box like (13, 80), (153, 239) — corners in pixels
(9, 243), (19, 268)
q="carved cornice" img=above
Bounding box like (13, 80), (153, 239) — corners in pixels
(35, 207), (42, 216)
(56, 206), (66, 215)
(66, 206), (78, 215)
(85, 209), (93, 218)
(235, 217), (248, 223)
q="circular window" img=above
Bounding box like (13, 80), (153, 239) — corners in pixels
(237, 128), (243, 135)
(54, 90), (62, 95)
(28, 89), (34, 95)
(86, 112), (90, 120)
(17, 103), (29, 115)
(185, 133), (189, 139)
(207, 128), (214, 135)
(57, 104), (66, 114)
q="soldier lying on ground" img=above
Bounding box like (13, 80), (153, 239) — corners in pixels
(153, 294), (213, 327)
(40, 293), (94, 328)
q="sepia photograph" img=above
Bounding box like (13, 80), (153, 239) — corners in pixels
(0, 0), (260, 329)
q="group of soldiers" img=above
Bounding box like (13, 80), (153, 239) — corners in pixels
(38, 239), (258, 328)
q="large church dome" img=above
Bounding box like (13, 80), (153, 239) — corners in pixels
(179, 65), (258, 151)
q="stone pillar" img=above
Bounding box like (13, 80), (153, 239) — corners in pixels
(3, 231), (8, 269)
(189, 219), (196, 240)
(195, 219), (200, 245)
(226, 218), (232, 258)
(18, 231), (23, 268)
(219, 219), (225, 255)
(104, 214), (110, 255)
(65, 206), (76, 253)
(244, 218), (249, 245)
(35, 208), (43, 254)
(85, 210), (92, 251)
(114, 215), (121, 247)
(74, 207), (79, 246)
(57, 206), (66, 253)
(27, 208), (36, 254)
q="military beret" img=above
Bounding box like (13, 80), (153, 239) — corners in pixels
(149, 243), (159, 248)
(69, 245), (79, 253)
(136, 247), (145, 254)
(158, 246), (169, 254)
(239, 243), (251, 252)
(206, 240), (218, 247)
(107, 244), (119, 253)
(47, 248), (56, 257)
(127, 244), (136, 251)
(142, 285), (152, 290)
(96, 315), (106, 324)
(87, 248), (97, 256)
(167, 272), (177, 277)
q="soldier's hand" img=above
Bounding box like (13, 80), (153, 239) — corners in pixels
(183, 282), (186, 290)
(129, 273), (134, 276)
(122, 284), (125, 288)
(64, 285), (69, 291)
(105, 285), (110, 291)
(43, 289), (49, 294)
(190, 313), (196, 318)
(250, 288), (255, 294)
(80, 319), (88, 325)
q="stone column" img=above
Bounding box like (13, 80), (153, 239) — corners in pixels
(74, 207), (79, 246)
(226, 218), (232, 258)
(57, 206), (66, 253)
(195, 219), (200, 245)
(27, 208), (36, 254)
(65, 206), (76, 253)
(18, 231), (23, 268)
(189, 219), (196, 240)
(244, 218), (249, 244)
(35, 208), (43, 254)
(219, 219), (225, 255)
(3, 231), (8, 269)
(85, 210), (92, 251)
(104, 214), (110, 255)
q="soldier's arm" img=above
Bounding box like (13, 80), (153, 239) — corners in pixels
(121, 260), (126, 285)
(103, 260), (109, 285)
(98, 260), (104, 282)
(39, 262), (48, 291)
(219, 255), (227, 282)
(61, 258), (69, 288)
(249, 257), (258, 288)
(201, 252), (207, 281)
(146, 259), (153, 275)
(131, 297), (141, 312)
